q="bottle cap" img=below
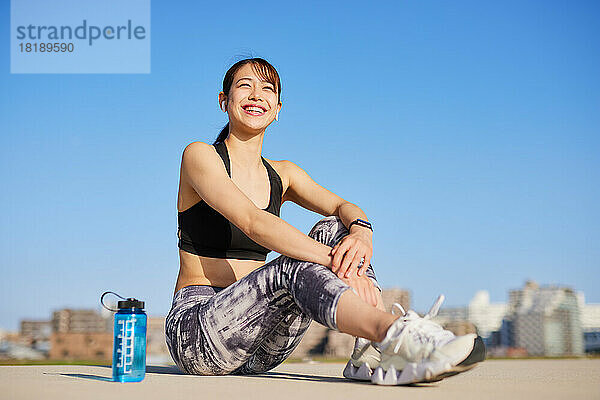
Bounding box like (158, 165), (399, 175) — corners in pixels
(117, 297), (145, 309)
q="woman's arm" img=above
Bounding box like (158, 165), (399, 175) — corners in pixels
(336, 202), (372, 237)
(331, 202), (373, 277)
(280, 160), (374, 277)
(181, 142), (333, 267)
(247, 211), (333, 266)
(279, 160), (378, 305)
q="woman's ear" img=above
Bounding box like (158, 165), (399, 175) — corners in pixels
(218, 92), (227, 112)
(275, 102), (283, 121)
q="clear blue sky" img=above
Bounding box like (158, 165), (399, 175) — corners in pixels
(1, 0), (598, 331)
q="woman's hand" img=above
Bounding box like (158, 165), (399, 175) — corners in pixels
(330, 229), (373, 279)
(340, 272), (379, 307)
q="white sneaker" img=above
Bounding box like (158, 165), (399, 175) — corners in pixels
(342, 337), (381, 381)
(342, 303), (406, 381)
(371, 295), (486, 385)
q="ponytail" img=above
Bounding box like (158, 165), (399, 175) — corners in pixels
(213, 123), (229, 145)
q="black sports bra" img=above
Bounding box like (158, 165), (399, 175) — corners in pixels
(177, 141), (283, 261)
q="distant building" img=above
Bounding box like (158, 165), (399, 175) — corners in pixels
(436, 306), (468, 322)
(468, 291), (508, 339)
(19, 320), (52, 355)
(52, 309), (111, 333)
(147, 316), (171, 364)
(442, 320), (477, 336)
(46, 312), (169, 362)
(46, 308), (112, 360)
(434, 282), (590, 357)
(495, 318), (515, 348)
(49, 332), (112, 360)
(434, 290), (506, 341)
(0, 328), (47, 360)
(584, 331), (600, 354)
(0, 341), (46, 360)
(380, 288), (411, 315)
(580, 303), (600, 331)
(509, 281), (584, 356)
(577, 293), (600, 354)
(20, 320), (51, 341)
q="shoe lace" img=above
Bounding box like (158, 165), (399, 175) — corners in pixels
(391, 294), (444, 319)
(387, 295), (454, 355)
(391, 302), (406, 316)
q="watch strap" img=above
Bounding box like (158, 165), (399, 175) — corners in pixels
(348, 218), (373, 232)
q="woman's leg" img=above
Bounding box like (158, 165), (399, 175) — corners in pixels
(307, 216), (393, 342)
(167, 216), (395, 375)
(230, 216), (390, 375)
(229, 292), (312, 375)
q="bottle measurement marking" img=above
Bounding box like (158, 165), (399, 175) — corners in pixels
(116, 316), (136, 374)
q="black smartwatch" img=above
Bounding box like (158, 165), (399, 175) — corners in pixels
(348, 218), (373, 232)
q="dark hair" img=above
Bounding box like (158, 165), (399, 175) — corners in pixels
(213, 57), (282, 145)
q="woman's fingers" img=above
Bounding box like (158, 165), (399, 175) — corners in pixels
(343, 274), (378, 308)
(351, 276), (368, 306)
(343, 249), (363, 278)
(335, 238), (353, 269)
(345, 249), (363, 278)
(357, 255), (371, 276)
(370, 285), (378, 307)
(332, 241), (352, 273)
(364, 280), (377, 307)
(361, 276), (377, 307)
(331, 243), (339, 256)
(356, 281), (368, 305)
(337, 246), (357, 278)
(338, 243), (367, 278)
(361, 279), (371, 305)
(361, 285), (370, 306)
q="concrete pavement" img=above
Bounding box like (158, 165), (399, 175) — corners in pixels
(2, 359), (599, 400)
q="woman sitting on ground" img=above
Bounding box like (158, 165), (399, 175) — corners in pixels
(165, 57), (485, 385)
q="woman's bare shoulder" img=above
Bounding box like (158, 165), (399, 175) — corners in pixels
(263, 158), (305, 196)
(264, 157), (289, 178)
(181, 141), (220, 165)
(182, 140), (213, 154)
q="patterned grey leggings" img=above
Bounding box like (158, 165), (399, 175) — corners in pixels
(164, 216), (382, 375)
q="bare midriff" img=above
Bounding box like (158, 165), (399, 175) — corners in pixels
(174, 249), (265, 296)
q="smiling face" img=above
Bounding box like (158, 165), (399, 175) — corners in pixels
(219, 62), (282, 132)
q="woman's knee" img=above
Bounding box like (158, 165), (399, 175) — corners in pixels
(307, 216), (348, 247)
(362, 262), (382, 292)
(308, 217), (382, 289)
(233, 312), (312, 375)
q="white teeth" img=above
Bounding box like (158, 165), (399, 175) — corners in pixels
(245, 106), (265, 114)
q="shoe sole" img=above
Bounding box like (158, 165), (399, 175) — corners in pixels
(342, 360), (477, 383)
(420, 362), (479, 383)
(371, 335), (486, 385)
(422, 335), (487, 382)
(343, 361), (373, 381)
(371, 359), (452, 385)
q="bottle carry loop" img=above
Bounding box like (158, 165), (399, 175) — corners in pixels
(100, 291), (127, 312)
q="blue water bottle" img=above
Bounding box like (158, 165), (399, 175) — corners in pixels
(101, 291), (147, 382)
